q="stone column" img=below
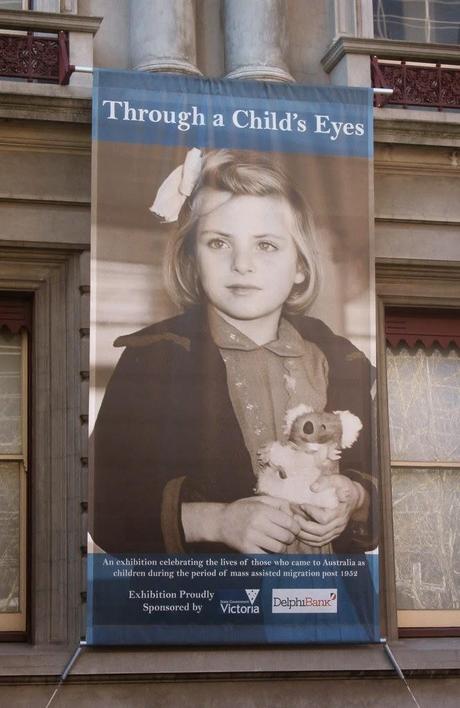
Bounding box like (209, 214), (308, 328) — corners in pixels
(224, 0), (293, 82)
(130, 0), (200, 75)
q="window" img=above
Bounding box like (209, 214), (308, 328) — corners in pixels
(0, 250), (85, 653)
(374, 0), (460, 44)
(0, 1), (31, 9)
(385, 308), (460, 634)
(0, 295), (30, 636)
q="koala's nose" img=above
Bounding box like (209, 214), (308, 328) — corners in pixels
(303, 421), (314, 435)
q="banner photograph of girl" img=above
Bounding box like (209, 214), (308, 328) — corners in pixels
(90, 145), (378, 558)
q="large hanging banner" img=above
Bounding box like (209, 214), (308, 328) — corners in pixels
(88, 69), (379, 645)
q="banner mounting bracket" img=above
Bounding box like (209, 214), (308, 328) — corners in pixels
(43, 641), (87, 708)
(381, 638), (422, 708)
(68, 65), (394, 97)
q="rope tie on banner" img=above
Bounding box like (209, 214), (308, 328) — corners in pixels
(381, 638), (422, 708)
(43, 641), (87, 708)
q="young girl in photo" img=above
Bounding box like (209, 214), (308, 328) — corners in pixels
(92, 149), (376, 555)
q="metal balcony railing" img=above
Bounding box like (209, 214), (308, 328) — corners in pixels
(0, 29), (72, 85)
(371, 55), (460, 111)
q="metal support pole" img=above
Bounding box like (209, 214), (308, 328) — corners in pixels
(44, 641), (87, 708)
(68, 65), (395, 99)
(380, 638), (422, 708)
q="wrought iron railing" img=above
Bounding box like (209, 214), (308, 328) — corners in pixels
(0, 29), (72, 84)
(371, 56), (460, 111)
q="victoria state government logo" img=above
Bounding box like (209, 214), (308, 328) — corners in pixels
(219, 588), (261, 615)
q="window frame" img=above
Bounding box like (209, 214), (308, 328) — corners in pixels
(0, 246), (84, 649)
(373, 0), (460, 45)
(0, 315), (29, 637)
(376, 258), (460, 639)
(0, 2), (31, 10)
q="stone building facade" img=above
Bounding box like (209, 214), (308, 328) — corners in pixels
(0, 1), (459, 705)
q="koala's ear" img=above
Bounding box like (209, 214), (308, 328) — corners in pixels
(333, 410), (363, 448)
(283, 403), (313, 435)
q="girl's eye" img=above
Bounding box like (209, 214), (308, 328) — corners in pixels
(257, 241), (277, 252)
(208, 238), (229, 249)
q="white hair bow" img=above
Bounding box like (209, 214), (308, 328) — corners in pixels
(149, 148), (203, 223)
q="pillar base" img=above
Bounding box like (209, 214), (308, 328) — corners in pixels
(133, 59), (202, 76)
(225, 65), (294, 83)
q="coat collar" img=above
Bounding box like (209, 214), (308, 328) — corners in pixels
(207, 307), (306, 357)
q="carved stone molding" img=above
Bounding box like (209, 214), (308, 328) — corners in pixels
(0, 8), (101, 34)
(0, 119), (90, 153)
(377, 259), (460, 280)
(322, 36), (460, 75)
(0, 89), (91, 123)
(376, 259), (460, 302)
(374, 114), (460, 148)
(375, 143), (460, 177)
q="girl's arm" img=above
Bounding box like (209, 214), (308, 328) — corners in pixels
(182, 497), (301, 554)
(92, 342), (192, 554)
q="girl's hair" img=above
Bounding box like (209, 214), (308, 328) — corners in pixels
(164, 149), (321, 315)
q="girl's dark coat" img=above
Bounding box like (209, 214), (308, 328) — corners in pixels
(91, 308), (377, 554)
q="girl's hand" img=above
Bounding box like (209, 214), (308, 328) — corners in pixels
(294, 477), (368, 547)
(182, 497), (300, 553)
(218, 496), (301, 553)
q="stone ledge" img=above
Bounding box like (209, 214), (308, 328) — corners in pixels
(0, 8), (101, 34)
(376, 259), (460, 283)
(374, 109), (460, 147)
(0, 84), (91, 123)
(376, 217), (460, 227)
(0, 639), (459, 680)
(322, 36), (460, 74)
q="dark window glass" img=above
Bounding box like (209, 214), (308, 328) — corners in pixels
(374, 0), (460, 44)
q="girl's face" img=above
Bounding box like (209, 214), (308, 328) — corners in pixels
(195, 190), (305, 326)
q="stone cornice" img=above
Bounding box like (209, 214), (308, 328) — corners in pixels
(376, 217), (460, 226)
(0, 90), (91, 124)
(0, 8), (102, 34)
(374, 111), (460, 148)
(322, 36), (460, 73)
(376, 259), (460, 283)
(2, 639), (460, 677)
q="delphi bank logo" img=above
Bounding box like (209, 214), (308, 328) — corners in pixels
(219, 588), (260, 615)
(272, 589), (338, 614)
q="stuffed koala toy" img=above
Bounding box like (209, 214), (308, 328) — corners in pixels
(255, 404), (363, 509)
